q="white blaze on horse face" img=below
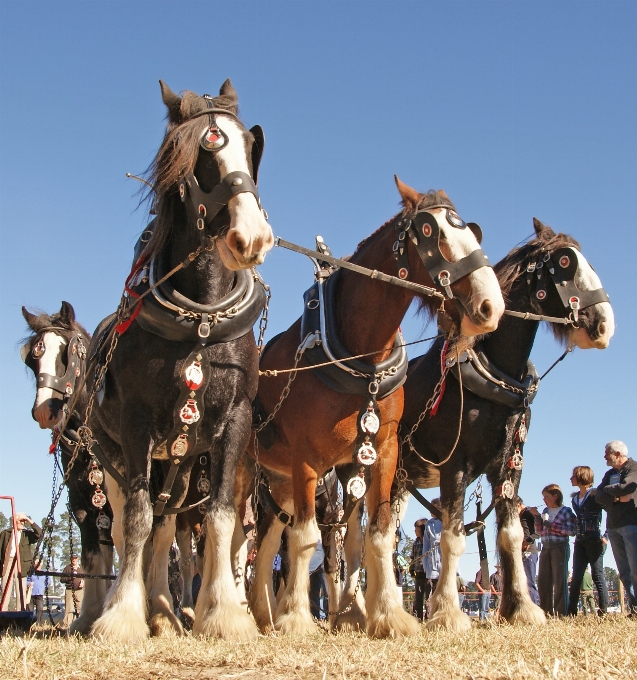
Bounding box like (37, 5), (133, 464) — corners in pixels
(213, 116), (274, 270)
(569, 249), (615, 349)
(431, 209), (504, 336)
(32, 332), (66, 429)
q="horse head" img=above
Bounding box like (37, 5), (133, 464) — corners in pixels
(532, 218), (614, 349)
(20, 301), (88, 429)
(395, 177), (504, 336)
(146, 79), (274, 270)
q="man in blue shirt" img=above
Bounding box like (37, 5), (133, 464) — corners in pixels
(26, 558), (47, 625)
(422, 499), (442, 618)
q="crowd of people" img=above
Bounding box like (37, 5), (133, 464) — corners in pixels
(408, 440), (637, 620)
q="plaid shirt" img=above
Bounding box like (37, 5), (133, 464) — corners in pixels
(534, 506), (577, 547)
(411, 536), (425, 574)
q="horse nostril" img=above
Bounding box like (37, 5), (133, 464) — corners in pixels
(479, 300), (493, 320)
(227, 231), (246, 256)
(598, 321), (606, 337)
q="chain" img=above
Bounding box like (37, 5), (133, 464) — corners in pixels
(43, 451), (58, 625)
(253, 337), (308, 435)
(401, 364), (450, 458)
(464, 476), (484, 512)
(328, 501), (367, 617)
(259, 333), (444, 377)
(256, 274), (271, 354)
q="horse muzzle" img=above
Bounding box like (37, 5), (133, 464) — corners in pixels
(32, 398), (64, 429)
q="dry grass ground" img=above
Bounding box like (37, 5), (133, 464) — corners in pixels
(1, 616), (636, 680)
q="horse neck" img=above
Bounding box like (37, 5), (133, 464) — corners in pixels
(335, 218), (415, 362)
(160, 203), (235, 303)
(480, 280), (539, 381)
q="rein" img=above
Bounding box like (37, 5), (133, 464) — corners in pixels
(275, 237), (446, 301)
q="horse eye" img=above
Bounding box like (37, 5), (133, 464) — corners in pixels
(32, 341), (45, 358)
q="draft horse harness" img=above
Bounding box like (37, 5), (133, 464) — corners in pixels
(400, 242), (610, 561)
(32, 99), (271, 566)
(253, 205), (493, 531)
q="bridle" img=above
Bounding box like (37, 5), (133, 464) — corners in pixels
(505, 245), (610, 327)
(22, 328), (87, 403)
(175, 97), (265, 244)
(393, 205), (491, 299)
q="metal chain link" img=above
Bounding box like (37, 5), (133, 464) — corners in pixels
(255, 274), (271, 355)
(464, 476), (484, 512)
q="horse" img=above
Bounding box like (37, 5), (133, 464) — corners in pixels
(20, 301), (115, 634)
(245, 178), (505, 638)
(86, 78), (273, 642)
(341, 216), (614, 632)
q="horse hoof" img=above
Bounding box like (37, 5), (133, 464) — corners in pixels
(503, 601), (547, 626)
(367, 605), (421, 639)
(274, 609), (317, 635)
(149, 612), (184, 637)
(90, 605), (149, 643)
(426, 607), (472, 632)
(193, 604), (258, 641)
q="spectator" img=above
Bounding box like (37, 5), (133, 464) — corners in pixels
(567, 465), (609, 617)
(422, 499), (442, 618)
(0, 512), (42, 581)
(474, 568), (491, 621)
(26, 558), (47, 626)
(530, 484), (576, 617)
(60, 555), (84, 627)
(516, 496), (540, 605)
(309, 537), (326, 620)
(580, 566), (596, 616)
(409, 519), (427, 621)
(596, 440), (637, 616)
(490, 564), (503, 612)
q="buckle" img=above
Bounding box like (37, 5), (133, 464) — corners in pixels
(198, 321), (211, 338)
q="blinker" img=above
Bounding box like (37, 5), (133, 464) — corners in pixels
(446, 209), (466, 229)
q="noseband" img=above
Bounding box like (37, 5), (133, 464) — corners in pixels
(24, 329), (87, 401)
(393, 205), (491, 299)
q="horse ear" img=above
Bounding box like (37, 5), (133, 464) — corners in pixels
(467, 222), (483, 244)
(22, 307), (41, 333)
(394, 175), (422, 211)
(22, 307), (47, 331)
(250, 125), (265, 184)
(59, 301), (76, 327)
(159, 80), (182, 124)
(219, 78), (238, 103)
(533, 217), (555, 240)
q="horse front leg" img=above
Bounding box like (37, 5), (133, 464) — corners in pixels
(90, 428), (153, 641)
(333, 500), (367, 632)
(496, 496), (546, 625)
(365, 443), (420, 639)
(274, 460), (320, 634)
(70, 507), (113, 635)
(146, 514), (184, 636)
(193, 409), (258, 640)
(427, 469), (471, 632)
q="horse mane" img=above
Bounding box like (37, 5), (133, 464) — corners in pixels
(495, 230), (580, 297)
(20, 309), (90, 357)
(142, 90), (241, 259)
(495, 227), (581, 345)
(356, 190), (456, 252)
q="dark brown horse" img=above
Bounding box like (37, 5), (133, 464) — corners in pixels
(342, 217), (614, 632)
(87, 79), (273, 642)
(245, 178), (504, 637)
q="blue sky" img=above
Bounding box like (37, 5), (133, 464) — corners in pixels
(1, 1), (636, 581)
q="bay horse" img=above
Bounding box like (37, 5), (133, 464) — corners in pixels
(343, 217), (614, 632)
(20, 302), (115, 634)
(245, 178), (504, 638)
(86, 79), (273, 642)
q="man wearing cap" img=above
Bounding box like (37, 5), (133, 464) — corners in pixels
(596, 440), (637, 616)
(409, 519), (427, 621)
(60, 554), (84, 627)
